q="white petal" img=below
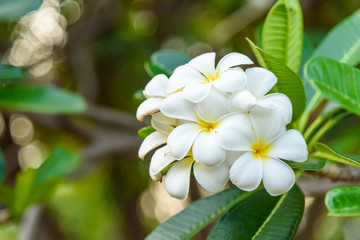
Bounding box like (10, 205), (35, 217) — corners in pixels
(216, 113), (254, 151)
(267, 130), (308, 162)
(246, 67), (277, 98)
(160, 93), (197, 121)
(167, 123), (201, 159)
(193, 162), (229, 192)
(231, 90), (257, 113)
(188, 52), (216, 76)
(216, 52), (253, 73)
(195, 88), (229, 122)
(224, 150), (246, 167)
(167, 65), (207, 93)
(136, 98), (162, 121)
(181, 82), (212, 103)
(149, 146), (176, 180)
(262, 157), (295, 196)
(151, 118), (174, 135)
(164, 157), (193, 200)
(192, 131), (226, 166)
(229, 152), (262, 191)
(138, 131), (167, 160)
(144, 74), (168, 97)
(152, 112), (177, 125)
(257, 93), (293, 125)
(250, 104), (285, 143)
(213, 68), (246, 92)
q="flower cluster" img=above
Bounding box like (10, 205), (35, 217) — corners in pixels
(137, 52), (308, 200)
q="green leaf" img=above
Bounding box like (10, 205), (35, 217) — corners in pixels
(150, 50), (190, 76)
(247, 38), (305, 121)
(0, 64), (25, 86)
(262, 0), (303, 72)
(286, 158), (326, 171)
(312, 9), (360, 66)
(305, 57), (360, 115)
(137, 126), (155, 139)
(0, 183), (13, 208)
(144, 61), (169, 77)
(0, 0), (42, 22)
(0, 85), (86, 114)
(133, 88), (146, 105)
(0, 148), (5, 182)
(208, 185), (304, 240)
(314, 143), (360, 167)
(145, 187), (255, 240)
(326, 186), (360, 216)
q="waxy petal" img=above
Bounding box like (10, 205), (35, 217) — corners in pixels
(216, 52), (253, 73)
(182, 82), (212, 103)
(167, 65), (207, 93)
(195, 88), (229, 122)
(267, 130), (308, 162)
(138, 131), (167, 160)
(152, 112), (177, 125)
(213, 68), (246, 92)
(192, 131), (226, 166)
(262, 157), (295, 196)
(149, 146), (176, 181)
(231, 90), (257, 113)
(188, 52), (216, 76)
(229, 152), (263, 191)
(246, 67), (277, 98)
(151, 118), (174, 135)
(167, 123), (201, 160)
(164, 157), (193, 200)
(257, 93), (293, 125)
(136, 98), (162, 121)
(161, 93), (197, 121)
(144, 74), (168, 97)
(193, 162), (229, 192)
(224, 150), (246, 167)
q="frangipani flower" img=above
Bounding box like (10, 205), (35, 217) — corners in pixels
(216, 107), (308, 196)
(167, 52), (253, 103)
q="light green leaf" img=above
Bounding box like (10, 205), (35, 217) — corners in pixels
(326, 186), (360, 216)
(0, 64), (25, 86)
(150, 50), (190, 76)
(305, 57), (360, 115)
(145, 187), (255, 240)
(0, 183), (13, 208)
(247, 38), (306, 121)
(314, 143), (360, 167)
(133, 88), (146, 105)
(262, 0), (303, 72)
(208, 185), (304, 240)
(138, 126), (155, 139)
(0, 0), (42, 22)
(286, 158), (326, 171)
(0, 85), (86, 114)
(0, 148), (5, 182)
(312, 9), (360, 66)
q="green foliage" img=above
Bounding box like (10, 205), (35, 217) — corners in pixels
(144, 61), (168, 78)
(262, 0), (303, 72)
(0, 0), (42, 22)
(305, 57), (360, 115)
(312, 9), (360, 66)
(0, 64), (25, 86)
(138, 126), (156, 139)
(0, 85), (86, 114)
(247, 38), (306, 121)
(314, 143), (360, 167)
(133, 88), (146, 105)
(150, 50), (190, 76)
(145, 187), (255, 240)
(208, 185), (304, 240)
(326, 186), (360, 216)
(286, 158), (326, 171)
(0, 148), (5, 182)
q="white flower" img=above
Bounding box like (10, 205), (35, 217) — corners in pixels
(167, 52), (253, 103)
(216, 107), (308, 196)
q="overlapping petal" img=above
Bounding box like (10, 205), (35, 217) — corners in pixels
(246, 67), (277, 98)
(144, 74), (168, 97)
(161, 93), (197, 121)
(216, 52), (253, 73)
(181, 82), (212, 103)
(192, 131), (226, 166)
(167, 65), (207, 93)
(188, 52), (216, 75)
(195, 89), (229, 122)
(213, 68), (246, 92)
(138, 131), (167, 160)
(193, 162), (229, 192)
(256, 93), (292, 125)
(230, 90), (257, 112)
(149, 146), (176, 181)
(136, 98), (162, 121)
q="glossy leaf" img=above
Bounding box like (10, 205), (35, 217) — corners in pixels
(0, 148), (5, 182)
(150, 50), (190, 76)
(314, 143), (360, 167)
(138, 126), (155, 139)
(0, 64), (25, 86)
(0, 85), (86, 114)
(262, 0), (303, 72)
(247, 38), (306, 120)
(286, 158), (326, 171)
(0, 0), (42, 22)
(145, 187), (255, 240)
(208, 185), (304, 240)
(326, 186), (360, 216)
(144, 61), (169, 77)
(305, 57), (360, 115)
(312, 9), (360, 66)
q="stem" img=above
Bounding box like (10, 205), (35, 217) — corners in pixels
(297, 92), (323, 133)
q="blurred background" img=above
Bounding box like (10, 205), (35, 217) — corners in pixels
(0, 0), (360, 239)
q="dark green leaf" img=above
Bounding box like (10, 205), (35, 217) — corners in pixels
(262, 0), (303, 72)
(326, 186), (360, 216)
(247, 38), (306, 121)
(305, 57), (360, 115)
(133, 88), (146, 105)
(0, 148), (5, 182)
(146, 187), (255, 240)
(144, 61), (169, 77)
(286, 158), (326, 171)
(314, 143), (360, 167)
(0, 64), (25, 86)
(312, 9), (360, 66)
(208, 185), (304, 240)
(138, 126), (155, 139)
(150, 50), (190, 75)
(0, 85), (86, 114)
(0, 0), (42, 22)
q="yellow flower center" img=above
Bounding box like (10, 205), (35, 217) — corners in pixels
(197, 118), (218, 133)
(205, 71), (220, 83)
(251, 139), (271, 160)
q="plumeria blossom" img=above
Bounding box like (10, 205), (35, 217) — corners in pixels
(217, 106), (308, 196)
(167, 52), (253, 103)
